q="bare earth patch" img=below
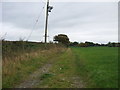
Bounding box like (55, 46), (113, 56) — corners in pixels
(70, 76), (85, 88)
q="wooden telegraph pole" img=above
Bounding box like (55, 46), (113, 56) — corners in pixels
(44, 0), (53, 48)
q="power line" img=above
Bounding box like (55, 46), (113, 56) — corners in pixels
(41, 0), (46, 5)
(0, 32), (7, 40)
(26, 5), (45, 41)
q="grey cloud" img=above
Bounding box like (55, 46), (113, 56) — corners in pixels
(2, 2), (45, 30)
(1, 2), (118, 43)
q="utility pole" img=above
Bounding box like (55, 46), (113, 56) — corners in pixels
(44, 0), (53, 47)
(44, 0), (49, 44)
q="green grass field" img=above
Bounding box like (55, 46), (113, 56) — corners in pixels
(71, 47), (118, 88)
(3, 46), (118, 88)
(36, 47), (118, 88)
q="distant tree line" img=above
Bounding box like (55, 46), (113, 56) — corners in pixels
(69, 41), (120, 47)
(1, 34), (119, 49)
(53, 34), (120, 47)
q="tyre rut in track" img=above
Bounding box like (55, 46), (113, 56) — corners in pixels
(16, 63), (52, 88)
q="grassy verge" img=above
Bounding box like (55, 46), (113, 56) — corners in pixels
(2, 47), (66, 88)
(71, 47), (118, 88)
(2, 41), (62, 62)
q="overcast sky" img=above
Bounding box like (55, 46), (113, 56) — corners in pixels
(1, 1), (118, 44)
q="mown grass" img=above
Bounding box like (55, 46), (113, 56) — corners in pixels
(36, 47), (118, 88)
(71, 47), (118, 88)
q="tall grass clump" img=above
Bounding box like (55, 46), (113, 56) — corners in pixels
(2, 40), (66, 88)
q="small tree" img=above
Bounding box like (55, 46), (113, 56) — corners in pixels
(53, 34), (70, 46)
